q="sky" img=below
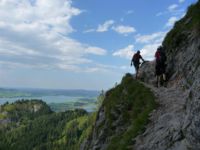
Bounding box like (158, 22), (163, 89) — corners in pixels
(0, 0), (198, 90)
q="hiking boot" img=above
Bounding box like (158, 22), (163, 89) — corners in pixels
(163, 80), (167, 87)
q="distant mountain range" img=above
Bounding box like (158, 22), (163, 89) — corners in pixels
(0, 87), (99, 98)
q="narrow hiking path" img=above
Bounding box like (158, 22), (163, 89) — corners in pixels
(133, 83), (190, 150)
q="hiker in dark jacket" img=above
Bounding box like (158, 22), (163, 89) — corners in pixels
(155, 46), (167, 87)
(131, 50), (145, 79)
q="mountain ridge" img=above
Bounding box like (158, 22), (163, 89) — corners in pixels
(81, 1), (200, 149)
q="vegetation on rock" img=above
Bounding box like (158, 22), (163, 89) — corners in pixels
(82, 73), (157, 150)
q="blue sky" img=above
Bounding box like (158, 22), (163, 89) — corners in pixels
(0, 0), (197, 90)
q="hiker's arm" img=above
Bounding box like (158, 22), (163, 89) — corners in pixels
(141, 57), (145, 62)
(130, 57), (134, 66)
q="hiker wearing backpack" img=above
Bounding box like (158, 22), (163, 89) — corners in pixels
(131, 50), (145, 79)
(155, 46), (167, 87)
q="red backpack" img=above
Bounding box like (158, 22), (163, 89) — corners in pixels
(155, 51), (161, 61)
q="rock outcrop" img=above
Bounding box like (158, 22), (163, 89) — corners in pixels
(139, 61), (156, 85)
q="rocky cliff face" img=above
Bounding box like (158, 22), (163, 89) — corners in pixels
(82, 1), (200, 150)
(134, 1), (200, 149)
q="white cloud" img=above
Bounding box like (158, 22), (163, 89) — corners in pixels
(126, 10), (134, 15)
(0, 0), (107, 72)
(135, 31), (168, 60)
(112, 25), (136, 35)
(179, 0), (185, 3)
(113, 31), (167, 60)
(85, 47), (107, 55)
(96, 20), (114, 32)
(156, 12), (165, 17)
(83, 29), (95, 33)
(156, 4), (184, 17)
(85, 21), (136, 36)
(141, 43), (160, 60)
(168, 4), (179, 12)
(113, 45), (134, 59)
(135, 32), (166, 44)
(56, 62), (128, 73)
(56, 64), (81, 72)
(166, 16), (178, 27)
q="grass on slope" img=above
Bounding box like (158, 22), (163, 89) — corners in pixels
(103, 73), (156, 150)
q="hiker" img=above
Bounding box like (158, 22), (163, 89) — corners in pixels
(155, 46), (167, 87)
(131, 50), (145, 79)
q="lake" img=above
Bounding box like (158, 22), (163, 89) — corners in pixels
(0, 95), (97, 112)
(0, 88), (99, 112)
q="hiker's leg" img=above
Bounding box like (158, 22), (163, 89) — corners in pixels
(163, 74), (166, 81)
(160, 74), (164, 86)
(136, 72), (138, 79)
(158, 76), (161, 87)
(134, 67), (137, 79)
(134, 64), (139, 79)
(163, 73), (167, 87)
(136, 69), (139, 79)
(156, 76), (159, 87)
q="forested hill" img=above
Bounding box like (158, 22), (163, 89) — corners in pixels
(0, 100), (52, 124)
(0, 100), (95, 150)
